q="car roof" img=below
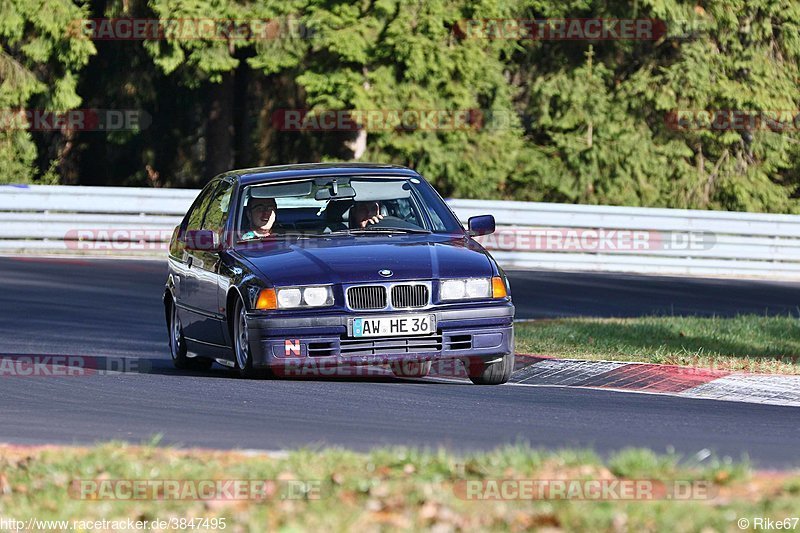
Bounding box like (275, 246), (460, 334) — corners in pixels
(224, 163), (421, 186)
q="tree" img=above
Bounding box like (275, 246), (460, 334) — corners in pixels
(507, 0), (800, 212)
(0, 0), (95, 183)
(2, 0), (799, 213)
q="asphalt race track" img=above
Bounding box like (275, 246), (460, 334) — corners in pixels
(0, 256), (798, 468)
(508, 269), (800, 318)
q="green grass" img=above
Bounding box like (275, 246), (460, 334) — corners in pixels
(1, 442), (797, 532)
(515, 315), (800, 374)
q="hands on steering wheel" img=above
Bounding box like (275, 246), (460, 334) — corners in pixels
(357, 214), (385, 228)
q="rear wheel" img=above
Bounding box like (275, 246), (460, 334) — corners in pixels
(390, 360), (432, 378)
(169, 300), (213, 371)
(465, 353), (515, 385)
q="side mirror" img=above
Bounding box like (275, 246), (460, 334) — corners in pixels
(184, 229), (222, 252)
(468, 215), (495, 237)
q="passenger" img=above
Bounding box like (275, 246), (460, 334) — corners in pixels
(350, 201), (384, 228)
(241, 197), (278, 239)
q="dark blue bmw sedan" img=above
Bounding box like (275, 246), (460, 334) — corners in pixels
(164, 163), (514, 384)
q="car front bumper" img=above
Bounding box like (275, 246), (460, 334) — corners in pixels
(246, 304), (514, 374)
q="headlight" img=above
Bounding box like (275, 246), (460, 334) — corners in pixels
(441, 279), (467, 300)
(440, 278), (491, 300)
(277, 288), (302, 308)
(465, 278), (490, 298)
(303, 286), (330, 307)
(274, 285), (334, 309)
(440, 277), (507, 301)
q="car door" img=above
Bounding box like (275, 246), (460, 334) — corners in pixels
(176, 180), (221, 344)
(187, 179), (234, 346)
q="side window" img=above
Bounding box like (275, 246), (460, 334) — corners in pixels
(414, 180), (463, 233)
(425, 205), (449, 232)
(202, 181), (233, 234)
(184, 181), (220, 233)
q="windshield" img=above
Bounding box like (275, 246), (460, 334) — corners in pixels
(236, 176), (463, 240)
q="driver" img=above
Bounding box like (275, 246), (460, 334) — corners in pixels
(241, 197), (278, 239)
(350, 201), (384, 228)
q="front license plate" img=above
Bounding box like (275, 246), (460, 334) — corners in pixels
(350, 314), (435, 338)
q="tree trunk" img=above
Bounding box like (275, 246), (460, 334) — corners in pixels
(205, 72), (235, 178)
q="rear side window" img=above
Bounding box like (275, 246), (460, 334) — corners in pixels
(202, 181), (233, 234)
(184, 180), (220, 233)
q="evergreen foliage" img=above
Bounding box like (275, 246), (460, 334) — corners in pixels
(1, 0), (798, 212)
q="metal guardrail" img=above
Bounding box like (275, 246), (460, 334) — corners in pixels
(0, 185), (191, 253)
(448, 199), (800, 278)
(2, 184), (799, 278)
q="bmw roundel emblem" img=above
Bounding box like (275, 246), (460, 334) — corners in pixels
(379, 269), (393, 277)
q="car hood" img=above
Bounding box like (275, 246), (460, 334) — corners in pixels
(234, 234), (494, 286)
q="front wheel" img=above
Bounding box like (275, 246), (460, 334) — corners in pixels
(465, 353), (515, 385)
(169, 300), (213, 371)
(232, 299), (264, 378)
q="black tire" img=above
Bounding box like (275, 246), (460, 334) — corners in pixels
(390, 360), (432, 378)
(232, 298), (263, 378)
(169, 300), (213, 371)
(465, 353), (515, 385)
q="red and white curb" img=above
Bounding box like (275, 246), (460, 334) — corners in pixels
(510, 356), (800, 407)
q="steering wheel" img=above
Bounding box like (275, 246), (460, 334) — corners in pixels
(362, 216), (423, 231)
